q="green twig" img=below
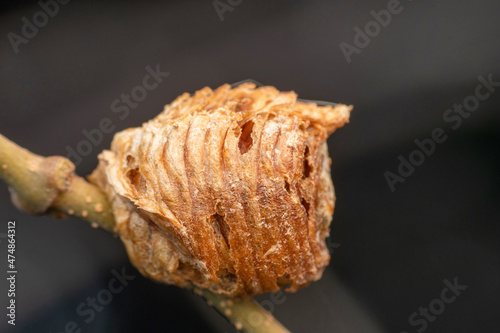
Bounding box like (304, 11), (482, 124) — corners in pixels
(197, 289), (291, 332)
(0, 133), (114, 231)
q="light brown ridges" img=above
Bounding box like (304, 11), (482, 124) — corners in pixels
(89, 83), (352, 297)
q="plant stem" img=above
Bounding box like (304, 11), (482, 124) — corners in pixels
(0, 133), (114, 231)
(197, 288), (291, 333)
(0, 133), (291, 333)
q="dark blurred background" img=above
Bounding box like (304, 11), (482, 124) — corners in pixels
(0, 0), (499, 332)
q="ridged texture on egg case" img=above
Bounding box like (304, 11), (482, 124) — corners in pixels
(89, 83), (351, 297)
